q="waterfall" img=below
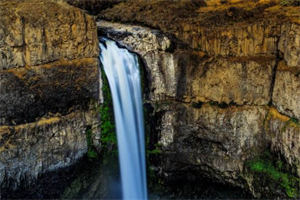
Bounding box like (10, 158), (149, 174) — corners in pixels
(99, 38), (148, 200)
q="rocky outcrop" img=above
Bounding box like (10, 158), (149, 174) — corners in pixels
(0, 59), (99, 126)
(97, 1), (300, 196)
(98, 20), (173, 101)
(0, 0), (98, 70)
(264, 108), (300, 175)
(273, 62), (300, 120)
(0, 0), (100, 191)
(156, 104), (267, 173)
(0, 110), (99, 190)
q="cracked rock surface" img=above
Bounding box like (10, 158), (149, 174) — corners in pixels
(97, 2), (300, 195)
(0, 0), (100, 191)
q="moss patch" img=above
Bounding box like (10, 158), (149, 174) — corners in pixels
(99, 66), (117, 155)
(246, 151), (300, 198)
(86, 128), (98, 159)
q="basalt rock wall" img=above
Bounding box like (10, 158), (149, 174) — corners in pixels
(0, 0), (100, 191)
(97, 0), (300, 197)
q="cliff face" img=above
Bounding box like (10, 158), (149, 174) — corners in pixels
(1, 0), (299, 197)
(98, 0), (300, 197)
(0, 0), (100, 191)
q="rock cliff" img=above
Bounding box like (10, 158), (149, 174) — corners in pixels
(1, 0), (299, 198)
(97, 0), (300, 197)
(0, 0), (100, 191)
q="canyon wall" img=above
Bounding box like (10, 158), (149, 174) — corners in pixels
(0, 0), (100, 191)
(0, 0), (299, 198)
(97, 1), (300, 197)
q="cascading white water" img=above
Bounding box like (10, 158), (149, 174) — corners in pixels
(99, 38), (148, 200)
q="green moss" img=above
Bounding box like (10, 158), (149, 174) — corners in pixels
(247, 151), (300, 198)
(281, 117), (300, 133)
(87, 150), (98, 159)
(99, 67), (117, 155)
(280, 0), (300, 6)
(147, 148), (162, 155)
(147, 142), (163, 156)
(290, 117), (299, 124)
(86, 129), (98, 159)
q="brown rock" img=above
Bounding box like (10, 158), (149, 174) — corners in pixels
(264, 108), (300, 176)
(0, 110), (99, 190)
(98, 6), (300, 196)
(98, 21), (276, 105)
(0, 58), (99, 126)
(279, 23), (300, 67)
(156, 103), (267, 184)
(0, 0), (100, 190)
(0, 0), (99, 69)
(273, 63), (300, 119)
(191, 57), (275, 105)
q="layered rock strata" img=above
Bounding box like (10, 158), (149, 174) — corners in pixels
(0, 0), (100, 190)
(98, 9), (300, 196)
